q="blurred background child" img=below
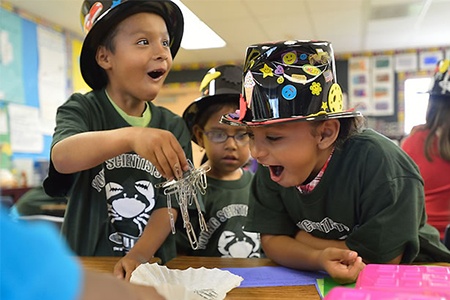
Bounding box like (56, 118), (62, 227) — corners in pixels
(401, 59), (450, 244)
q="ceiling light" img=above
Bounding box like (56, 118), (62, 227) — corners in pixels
(172, 0), (226, 50)
(369, 2), (422, 20)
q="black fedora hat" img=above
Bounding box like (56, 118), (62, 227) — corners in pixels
(182, 64), (242, 144)
(80, 0), (184, 90)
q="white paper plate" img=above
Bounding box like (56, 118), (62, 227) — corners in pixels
(131, 263), (243, 300)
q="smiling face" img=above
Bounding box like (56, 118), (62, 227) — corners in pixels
(194, 105), (251, 180)
(95, 12), (172, 112)
(248, 120), (338, 187)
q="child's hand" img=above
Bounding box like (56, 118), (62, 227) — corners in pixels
(113, 254), (146, 281)
(132, 127), (189, 180)
(319, 247), (366, 284)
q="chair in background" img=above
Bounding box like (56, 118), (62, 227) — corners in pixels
(10, 186), (67, 232)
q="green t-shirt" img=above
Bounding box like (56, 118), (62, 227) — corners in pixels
(192, 170), (260, 257)
(246, 129), (450, 263)
(44, 89), (192, 263)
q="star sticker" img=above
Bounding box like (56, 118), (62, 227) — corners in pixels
(260, 64), (274, 78)
(321, 101), (328, 111)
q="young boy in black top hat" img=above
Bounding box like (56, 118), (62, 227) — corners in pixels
(222, 40), (450, 283)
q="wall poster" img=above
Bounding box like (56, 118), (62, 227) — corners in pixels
(371, 55), (394, 116)
(348, 56), (371, 115)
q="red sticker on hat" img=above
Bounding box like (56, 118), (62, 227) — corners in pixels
(238, 94), (247, 121)
(84, 2), (103, 33)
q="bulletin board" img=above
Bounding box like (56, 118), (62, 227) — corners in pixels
(0, 5), (88, 180)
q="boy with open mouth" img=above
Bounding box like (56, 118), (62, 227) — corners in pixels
(221, 40), (450, 284)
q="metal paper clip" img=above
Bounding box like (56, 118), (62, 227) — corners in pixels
(155, 159), (210, 250)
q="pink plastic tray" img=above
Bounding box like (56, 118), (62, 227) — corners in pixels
(355, 264), (450, 297)
(324, 286), (445, 300)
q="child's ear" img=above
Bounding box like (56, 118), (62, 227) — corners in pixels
(95, 46), (111, 70)
(318, 119), (339, 150)
(192, 125), (204, 148)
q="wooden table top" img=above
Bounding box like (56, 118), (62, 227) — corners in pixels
(79, 256), (321, 300)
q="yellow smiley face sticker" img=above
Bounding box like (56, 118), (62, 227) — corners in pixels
(260, 64), (274, 78)
(282, 51), (297, 65)
(277, 76), (284, 84)
(328, 83), (343, 112)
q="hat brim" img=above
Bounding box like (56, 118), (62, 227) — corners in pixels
(220, 110), (363, 127)
(80, 0), (183, 90)
(183, 94), (240, 144)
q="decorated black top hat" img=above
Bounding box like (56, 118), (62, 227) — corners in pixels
(80, 0), (184, 90)
(182, 64), (242, 144)
(221, 40), (361, 126)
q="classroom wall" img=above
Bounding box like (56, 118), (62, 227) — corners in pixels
(0, 4), (88, 186)
(1, 2), (449, 186)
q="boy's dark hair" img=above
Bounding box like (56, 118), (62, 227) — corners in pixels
(336, 116), (366, 149)
(195, 102), (239, 130)
(311, 116), (365, 150)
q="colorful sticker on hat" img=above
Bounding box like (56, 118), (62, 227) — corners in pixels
(244, 71), (255, 111)
(303, 64), (321, 76)
(84, 2), (104, 32)
(309, 51), (330, 65)
(238, 94), (247, 121)
(438, 70), (450, 94)
(245, 48), (261, 68)
(299, 53), (308, 61)
(310, 82), (322, 96)
(282, 85), (297, 100)
(277, 76), (285, 84)
(323, 70), (333, 82)
(282, 51), (297, 65)
(274, 65), (284, 75)
(260, 64), (274, 78)
(284, 73), (307, 84)
(328, 83), (343, 112)
(439, 59), (450, 73)
(199, 70), (221, 93)
(244, 71), (255, 88)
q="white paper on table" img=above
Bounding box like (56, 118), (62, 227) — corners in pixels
(131, 263), (244, 300)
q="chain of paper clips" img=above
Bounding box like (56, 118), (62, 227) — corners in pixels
(155, 160), (210, 250)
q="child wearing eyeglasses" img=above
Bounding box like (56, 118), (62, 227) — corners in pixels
(178, 64), (261, 257)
